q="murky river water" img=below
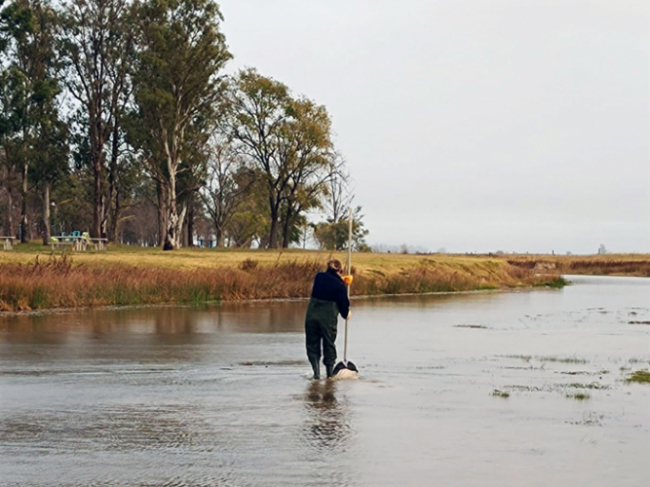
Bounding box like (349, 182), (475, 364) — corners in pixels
(1, 276), (649, 487)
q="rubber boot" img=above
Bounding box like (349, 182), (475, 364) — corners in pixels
(309, 357), (320, 380)
(326, 363), (334, 379)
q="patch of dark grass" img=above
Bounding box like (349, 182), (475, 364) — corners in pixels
(504, 354), (532, 362)
(628, 321), (650, 325)
(566, 382), (608, 390)
(567, 392), (590, 400)
(491, 389), (510, 398)
(538, 356), (588, 364)
(239, 258), (259, 271)
(454, 324), (488, 329)
(506, 385), (543, 392)
(568, 412), (603, 426)
(534, 277), (569, 289)
(626, 370), (650, 384)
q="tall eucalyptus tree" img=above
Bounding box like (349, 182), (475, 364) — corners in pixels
(128, 0), (230, 250)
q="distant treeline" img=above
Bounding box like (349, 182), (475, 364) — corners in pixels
(0, 0), (369, 250)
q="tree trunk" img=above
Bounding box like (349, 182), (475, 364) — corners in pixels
(42, 181), (51, 245)
(93, 156), (102, 238)
(181, 208), (189, 247)
(281, 207), (294, 249)
(112, 191), (120, 243)
(163, 174), (177, 250)
(215, 225), (224, 247)
(268, 195), (280, 249)
(163, 172), (185, 250)
(163, 198), (186, 250)
(268, 217), (279, 248)
(6, 191), (14, 237)
(163, 206), (177, 250)
(20, 160), (28, 243)
(187, 194), (194, 248)
(107, 120), (119, 242)
(156, 181), (167, 247)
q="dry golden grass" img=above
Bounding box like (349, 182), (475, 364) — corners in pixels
(0, 246), (567, 312)
(1, 244), (646, 312)
(503, 254), (650, 277)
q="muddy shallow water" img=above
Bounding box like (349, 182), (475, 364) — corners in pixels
(1, 275), (649, 487)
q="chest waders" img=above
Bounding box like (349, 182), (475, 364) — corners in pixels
(305, 298), (339, 379)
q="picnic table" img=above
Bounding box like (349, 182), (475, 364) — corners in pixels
(50, 235), (86, 251)
(50, 235), (108, 252)
(89, 238), (108, 251)
(0, 236), (16, 250)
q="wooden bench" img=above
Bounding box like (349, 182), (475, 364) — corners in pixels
(50, 236), (108, 251)
(0, 236), (16, 250)
(50, 236), (88, 252)
(50, 238), (75, 251)
(89, 238), (108, 251)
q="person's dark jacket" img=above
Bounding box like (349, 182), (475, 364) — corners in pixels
(310, 269), (350, 319)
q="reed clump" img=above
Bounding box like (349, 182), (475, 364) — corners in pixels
(0, 254), (562, 312)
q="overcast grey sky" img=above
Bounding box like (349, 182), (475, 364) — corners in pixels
(218, 0), (649, 254)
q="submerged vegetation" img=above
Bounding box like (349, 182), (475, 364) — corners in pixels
(534, 277), (569, 289)
(626, 370), (650, 384)
(491, 389), (510, 398)
(539, 356), (588, 364)
(565, 382), (608, 390)
(566, 393), (590, 400)
(503, 355), (588, 364)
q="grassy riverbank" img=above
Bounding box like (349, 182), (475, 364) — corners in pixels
(0, 244), (647, 312)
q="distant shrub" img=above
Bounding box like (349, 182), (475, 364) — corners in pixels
(239, 258), (259, 271)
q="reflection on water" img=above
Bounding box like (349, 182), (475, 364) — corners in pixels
(1, 277), (649, 487)
(304, 380), (350, 451)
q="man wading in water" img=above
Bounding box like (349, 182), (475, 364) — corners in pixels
(305, 259), (352, 379)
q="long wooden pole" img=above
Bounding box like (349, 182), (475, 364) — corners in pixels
(343, 207), (352, 363)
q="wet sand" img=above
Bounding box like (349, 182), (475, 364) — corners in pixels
(1, 275), (649, 486)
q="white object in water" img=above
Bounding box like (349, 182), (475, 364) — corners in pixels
(333, 368), (359, 380)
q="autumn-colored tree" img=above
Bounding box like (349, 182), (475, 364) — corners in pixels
(227, 69), (334, 249)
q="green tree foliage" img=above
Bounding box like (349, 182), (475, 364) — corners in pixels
(200, 138), (256, 247)
(226, 69), (290, 249)
(226, 69), (335, 249)
(311, 163), (369, 251)
(313, 205), (370, 251)
(0, 1), (370, 249)
(128, 0), (231, 250)
(58, 0), (134, 239)
(0, 0), (65, 243)
(278, 97), (333, 248)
